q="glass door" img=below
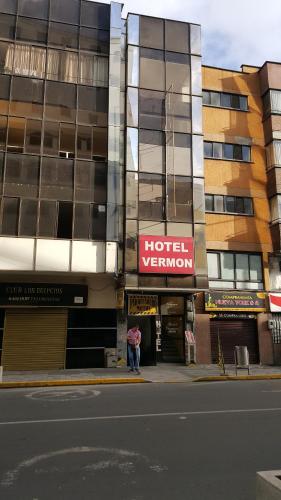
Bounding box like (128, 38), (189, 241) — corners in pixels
(161, 315), (184, 362)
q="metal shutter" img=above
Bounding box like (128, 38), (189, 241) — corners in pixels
(2, 309), (67, 371)
(210, 319), (259, 364)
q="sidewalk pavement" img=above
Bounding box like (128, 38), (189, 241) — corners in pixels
(1, 363), (281, 388)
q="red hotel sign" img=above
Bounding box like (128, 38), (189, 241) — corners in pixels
(139, 235), (194, 275)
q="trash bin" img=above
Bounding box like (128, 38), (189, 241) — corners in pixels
(234, 346), (250, 374)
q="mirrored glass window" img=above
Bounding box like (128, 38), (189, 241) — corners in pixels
(1, 197), (19, 235)
(7, 117), (25, 152)
(140, 16), (164, 50)
(47, 49), (78, 83)
(50, 0), (80, 25)
(75, 161), (106, 203)
(0, 14), (16, 40)
(80, 28), (109, 54)
(38, 200), (57, 238)
(41, 157), (73, 200)
(191, 55), (202, 95)
(78, 86), (108, 126)
(10, 77), (43, 118)
(166, 133), (191, 176)
(127, 87), (138, 128)
(0, 0), (17, 14)
(166, 52), (190, 94)
(165, 20), (189, 53)
(43, 121), (59, 155)
(192, 134), (204, 177)
(16, 17), (48, 44)
(5, 153), (39, 197)
(0, 74), (10, 114)
(139, 220), (165, 235)
(19, 199), (38, 236)
(139, 129), (164, 174)
(193, 177), (205, 223)
(140, 48), (165, 91)
(73, 203), (90, 239)
(0, 116), (8, 149)
(81, 1), (110, 29)
(0, 42), (14, 75)
(128, 14), (139, 45)
(60, 123), (75, 156)
(25, 119), (42, 154)
(126, 127), (138, 171)
(127, 45), (139, 87)
(18, 0), (49, 19)
(139, 90), (165, 130)
(79, 54), (108, 87)
(125, 219), (138, 272)
(166, 93), (191, 134)
(49, 22), (79, 49)
(192, 96), (202, 134)
(77, 126), (92, 159)
(236, 253), (249, 281)
(139, 173), (163, 220)
(167, 175), (192, 222)
(126, 172), (138, 218)
(92, 127), (107, 161)
(91, 204), (106, 240)
(45, 81), (76, 122)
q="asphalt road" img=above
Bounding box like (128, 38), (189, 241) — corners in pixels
(0, 380), (281, 500)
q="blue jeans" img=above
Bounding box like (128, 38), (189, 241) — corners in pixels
(128, 344), (140, 371)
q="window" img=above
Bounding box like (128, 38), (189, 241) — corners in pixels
(79, 53), (108, 87)
(10, 77), (43, 118)
(19, 199), (38, 236)
(0, 14), (15, 40)
(57, 201), (73, 239)
(166, 133), (191, 176)
(140, 16), (164, 50)
(139, 129), (164, 174)
(165, 20), (189, 53)
(167, 176), (192, 222)
(0, 74), (10, 114)
(205, 194), (253, 215)
(140, 48), (165, 91)
(48, 22), (79, 50)
(43, 121), (59, 155)
(139, 90), (165, 130)
(80, 1), (110, 29)
(18, 0), (49, 19)
(13, 44), (46, 79)
(0, 116), (7, 149)
(45, 81), (76, 122)
(165, 52), (190, 94)
(1, 197), (19, 235)
(80, 28), (109, 55)
(16, 17), (48, 44)
(166, 93), (191, 134)
(0, 0), (17, 14)
(77, 86), (108, 126)
(38, 200), (57, 238)
(91, 204), (106, 240)
(263, 90), (281, 115)
(139, 173), (163, 220)
(41, 157), (73, 201)
(5, 153), (39, 197)
(207, 251), (263, 289)
(204, 141), (251, 162)
(25, 119), (42, 154)
(46, 49), (78, 83)
(7, 117), (25, 152)
(203, 90), (248, 111)
(75, 161), (107, 203)
(50, 0), (80, 25)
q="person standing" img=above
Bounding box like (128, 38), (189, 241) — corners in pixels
(127, 324), (141, 374)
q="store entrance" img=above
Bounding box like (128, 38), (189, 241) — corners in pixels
(127, 316), (156, 366)
(161, 316), (185, 362)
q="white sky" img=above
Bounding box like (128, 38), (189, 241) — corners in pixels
(97, 0), (281, 70)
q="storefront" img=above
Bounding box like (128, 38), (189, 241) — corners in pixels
(205, 291), (266, 364)
(0, 282), (117, 371)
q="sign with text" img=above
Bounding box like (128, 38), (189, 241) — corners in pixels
(128, 295), (158, 316)
(269, 293), (281, 312)
(139, 235), (194, 275)
(205, 291), (266, 312)
(0, 283), (88, 307)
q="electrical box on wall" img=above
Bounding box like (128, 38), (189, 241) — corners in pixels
(268, 319), (274, 329)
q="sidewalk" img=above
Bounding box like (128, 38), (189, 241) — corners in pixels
(1, 363), (281, 388)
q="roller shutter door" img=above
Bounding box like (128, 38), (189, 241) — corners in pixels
(210, 319), (259, 364)
(2, 309), (67, 371)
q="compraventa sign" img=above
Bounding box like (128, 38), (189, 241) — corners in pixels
(0, 283), (88, 307)
(139, 235), (194, 275)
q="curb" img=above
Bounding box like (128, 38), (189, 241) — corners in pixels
(193, 374), (281, 382)
(0, 378), (148, 389)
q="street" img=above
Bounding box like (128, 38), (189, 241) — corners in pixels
(0, 380), (281, 500)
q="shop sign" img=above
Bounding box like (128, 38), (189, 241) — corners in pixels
(0, 283), (88, 307)
(205, 291), (266, 312)
(128, 295), (158, 316)
(269, 293), (281, 312)
(210, 313), (256, 320)
(139, 235), (194, 275)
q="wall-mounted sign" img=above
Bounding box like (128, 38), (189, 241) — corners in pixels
(0, 283), (88, 307)
(269, 293), (281, 312)
(128, 295), (158, 316)
(205, 291), (266, 312)
(139, 235), (194, 275)
(210, 313), (256, 320)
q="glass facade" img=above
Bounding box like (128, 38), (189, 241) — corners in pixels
(0, 0), (110, 242)
(125, 14), (207, 289)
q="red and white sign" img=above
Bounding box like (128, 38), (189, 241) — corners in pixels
(139, 235), (194, 275)
(269, 293), (281, 312)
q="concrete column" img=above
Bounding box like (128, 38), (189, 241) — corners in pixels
(117, 309), (127, 366)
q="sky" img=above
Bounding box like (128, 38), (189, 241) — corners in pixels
(95, 0), (281, 70)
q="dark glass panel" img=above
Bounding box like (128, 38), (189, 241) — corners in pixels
(235, 197), (244, 214)
(166, 93), (191, 134)
(231, 94), (240, 109)
(139, 173), (163, 220)
(10, 77), (43, 118)
(18, 0), (49, 19)
(140, 16), (164, 50)
(77, 126), (92, 159)
(57, 201), (73, 239)
(0, 14), (15, 40)
(91, 204), (106, 240)
(166, 52), (190, 94)
(140, 48), (165, 91)
(244, 198), (253, 215)
(80, 28), (109, 55)
(165, 20), (189, 53)
(0, 74), (10, 114)
(126, 171), (138, 218)
(214, 195), (224, 212)
(240, 96), (248, 111)
(50, 0), (80, 25)
(125, 219), (137, 272)
(205, 194), (214, 212)
(45, 81), (76, 122)
(0, 115), (7, 149)
(16, 17), (48, 44)
(210, 92), (220, 106)
(166, 133), (191, 176)
(92, 127), (107, 160)
(49, 22), (78, 49)
(139, 90), (165, 130)
(75, 161), (107, 203)
(221, 93), (231, 108)
(233, 144), (243, 160)
(225, 196), (235, 213)
(46, 49), (78, 83)
(213, 142), (222, 158)
(0, 0), (17, 14)
(59, 123), (75, 156)
(0, 41), (13, 74)
(41, 157), (73, 200)
(202, 91), (210, 105)
(38, 200), (57, 237)
(5, 153), (39, 197)
(7, 117), (25, 153)
(1, 197), (19, 235)
(43, 121), (59, 155)
(80, 1), (110, 29)
(77, 86), (108, 126)
(139, 129), (164, 174)
(223, 143), (234, 160)
(242, 145), (250, 162)
(167, 175), (192, 222)
(73, 203), (90, 239)
(204, 142), (212, 157)
(25, 119), (42, 154)
(19, 199), (38, 236)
